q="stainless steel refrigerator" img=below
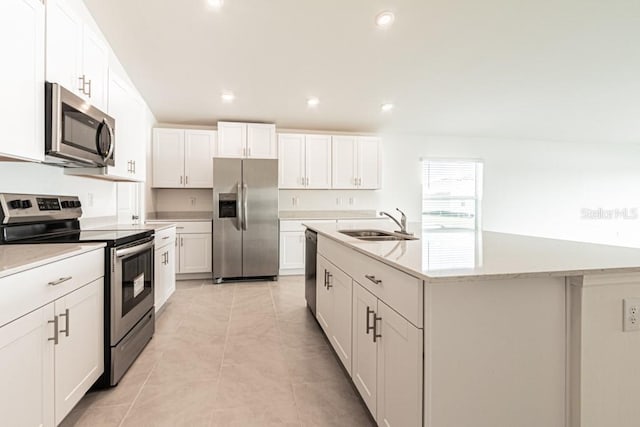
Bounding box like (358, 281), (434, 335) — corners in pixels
(212, 158), (279, 282)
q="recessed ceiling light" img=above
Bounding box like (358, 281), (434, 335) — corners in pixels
(207, 0), (224, 9)
(221, 91), (235, 103)
(381, 103), (394, 112)
(375, 11), (395, 28)
(307, 97), (320, 107)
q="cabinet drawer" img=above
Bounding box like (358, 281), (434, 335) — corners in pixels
(173, 221), (211, 234)
(280, 220), (305, 232)
(319, 236), (423, 328)
(154, 226), (176, 248)
(0, 249), (104, 328)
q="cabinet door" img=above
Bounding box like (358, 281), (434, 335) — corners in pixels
(217, 122), (246, 158)
(184, 130), (215, 187)
(179, 233), (212, 273)
(316, 256), (332, 335)
(45, 0), (82, 94)
(357, 137), (381, 189)
(107, 73), (135, 178)
(305, 135), (332, 189)
(331, 136), (357, 189)
(328, 263), (353, 374)
(0, 0), (45, 162)
(154, 247), (167, 311)
(376, 301), (423, 427)
(165, 242), (176, 299)
(279, 231), (305, 270)
(152, 129), (185, 187)
(352, 283), (378, 417)
(0, 303), (54, 427)
(247, 123), (277, 159)
(116, 182), (141, 225)
(278, 134), (305, 189)
(54, 279), (104, 425)
(81, 27), (109, 111)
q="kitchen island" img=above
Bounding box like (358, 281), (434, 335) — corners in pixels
(305, 221), (640, 427)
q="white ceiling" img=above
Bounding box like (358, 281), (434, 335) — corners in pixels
(84, 0), (640, 143)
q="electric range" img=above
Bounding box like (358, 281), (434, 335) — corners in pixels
(0, 193), (155, 387)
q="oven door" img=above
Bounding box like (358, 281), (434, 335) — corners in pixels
(110, 237), (154, 345)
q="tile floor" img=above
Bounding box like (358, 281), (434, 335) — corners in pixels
(61, 276), (375, 427)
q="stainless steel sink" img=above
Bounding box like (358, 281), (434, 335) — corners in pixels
(339, 229), (418, 241)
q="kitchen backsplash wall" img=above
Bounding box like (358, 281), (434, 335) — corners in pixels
(0, 162), (116, 218)
(153, 189), (213, 212)
(279, 189), (380, 211)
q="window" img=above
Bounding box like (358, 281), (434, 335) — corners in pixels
(421, 159), (483, 230)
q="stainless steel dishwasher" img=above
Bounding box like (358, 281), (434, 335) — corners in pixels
(305, 229), (317, 315)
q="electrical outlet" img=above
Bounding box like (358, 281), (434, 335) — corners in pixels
(189, 197), (197, 207)
(292, 197), (298, 207)
(336, 197), (342, 206)
(87, 193), (94, 207)
(623, 298), (640, 331)
(349, 197), (355, 206)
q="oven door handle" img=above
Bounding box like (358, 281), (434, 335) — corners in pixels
(115, 240), (154, 259)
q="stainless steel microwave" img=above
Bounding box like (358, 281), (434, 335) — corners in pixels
(45, 82), (115, 167)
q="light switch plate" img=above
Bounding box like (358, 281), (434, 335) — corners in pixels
(623, 298), (640, 332)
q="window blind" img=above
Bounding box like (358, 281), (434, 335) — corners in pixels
(422, 160), (482, 230)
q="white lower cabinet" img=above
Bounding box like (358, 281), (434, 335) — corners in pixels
(178, 233), (212, 274)
(316, 255), (352, 374)
(54, 279), (103, 425)
(0, 304), (54, 427)
(351, 281), (423, 427)
(154, 227), (176, 311)
(0, 276), (103, 427)
(280, 231), (305, 272)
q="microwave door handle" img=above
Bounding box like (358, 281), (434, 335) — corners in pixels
(102, 120), (115, 161)
(242, 183), (248, 231)
(115, 240), (154, 259)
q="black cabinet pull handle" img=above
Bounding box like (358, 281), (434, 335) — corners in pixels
(365, 274), (382, 285)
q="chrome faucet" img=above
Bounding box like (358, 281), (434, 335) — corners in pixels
(379, 208), (412, 235)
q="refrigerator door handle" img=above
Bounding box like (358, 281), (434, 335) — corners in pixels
(242, 183), (248, 231)
(236, 183), (243, 231)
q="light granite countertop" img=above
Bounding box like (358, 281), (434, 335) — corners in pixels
(0, 243), (106, 279)
(146, 211), (213, 222)
(279, 210), (378, 220)
(87, 223), (176, 232)
(304, 221), (640, 282)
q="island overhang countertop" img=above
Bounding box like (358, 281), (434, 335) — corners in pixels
(303, 221), (640, 282)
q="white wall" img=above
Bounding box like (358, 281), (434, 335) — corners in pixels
(379, 133), (640, 247)
(0, 162), (116, 218)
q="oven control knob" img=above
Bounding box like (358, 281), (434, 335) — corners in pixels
(61, 201), (70, 208)
(21, 200), (32, 209)
(8, 200), (21, 209)
(74, 200), (82, 208)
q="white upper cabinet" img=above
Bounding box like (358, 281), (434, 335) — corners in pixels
(278, 134), (305, 188)
(332, 136), (381, 189)
(46, 0), (109, 111)
(217, 122), (277, 159)
(0, 0), (45, 162)
(217, 122), (246, 158)
(305, 135), (332, 189)
(153, 129), (186, 187)
(278, 134), (331, 189)
(152, 128), (215, 188)
(246, 123), (277, 158)
(357, 137), (381, 189)
(45, 0), (81, 93)
(185, 130), (216, 187)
